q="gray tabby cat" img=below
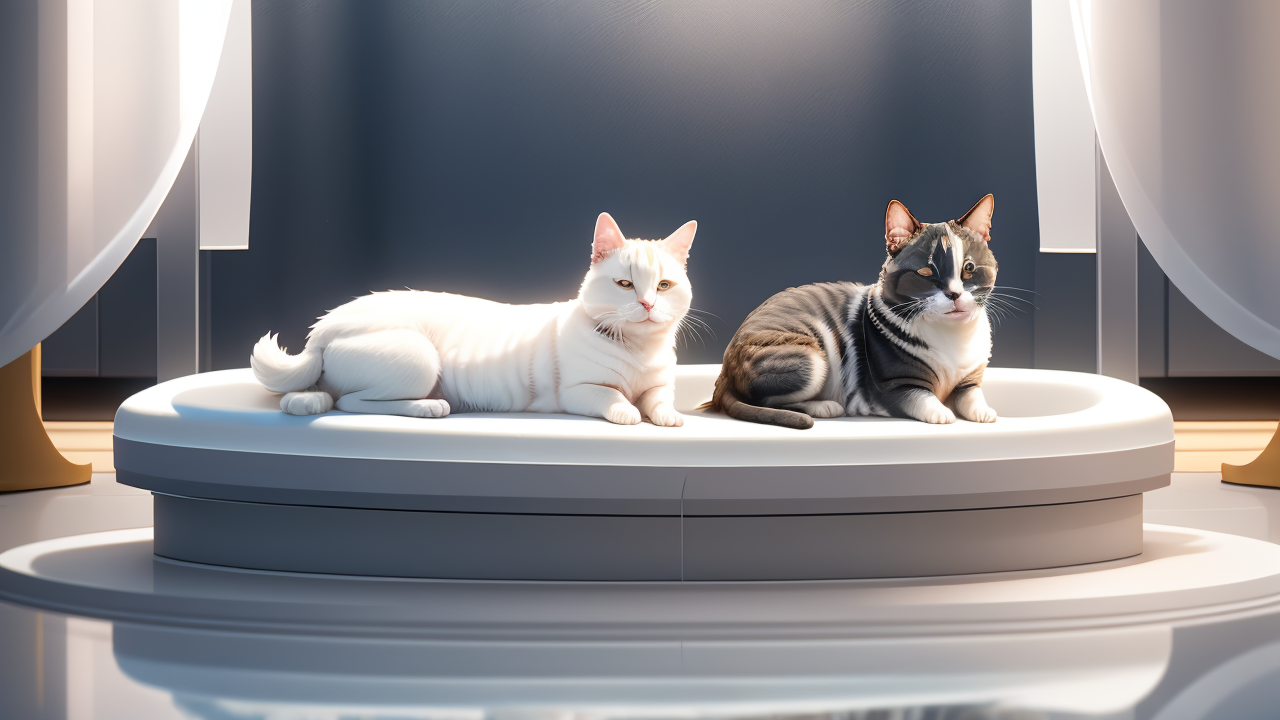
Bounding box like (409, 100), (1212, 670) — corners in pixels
(707, 195), (998, 429)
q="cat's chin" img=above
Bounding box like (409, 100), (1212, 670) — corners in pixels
(594, 316), (675, 335)
(633, 317), (674, 329)
(929, 309), (978, 323)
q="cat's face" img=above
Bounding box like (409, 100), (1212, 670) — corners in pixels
(579, 213), (696, 333)
(879, 195), (997, 323)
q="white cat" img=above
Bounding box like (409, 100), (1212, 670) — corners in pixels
(250, 213), (697, 426)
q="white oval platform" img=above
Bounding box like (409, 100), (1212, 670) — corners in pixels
(112, 366), (1175, 580)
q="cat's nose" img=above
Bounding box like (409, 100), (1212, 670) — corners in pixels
(944, 290), (961, 301)
(639, 298), (655, 311)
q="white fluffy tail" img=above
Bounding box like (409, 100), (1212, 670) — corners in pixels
(250, 333), (323, 393)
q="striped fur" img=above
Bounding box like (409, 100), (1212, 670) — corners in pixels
(708, 196), (999, 428)
(251, 213), (697, 425)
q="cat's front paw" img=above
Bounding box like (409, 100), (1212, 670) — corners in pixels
(605, 402), (643, 425)
(408, 398), (451, 418)
(647, 403), (684, 427)
(921, 406), (957, 424)
(964, 405), (998, 423)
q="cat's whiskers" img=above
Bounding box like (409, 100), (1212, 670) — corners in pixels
(981, 294), (1035, 315)
(683, 313), (716, 336)
(986, 291), (1036, 308)
(675, 311), (717, 348)
(978, 295), (1024, 327)
(674, 323), (700, 348)
(888, 297), (928, 322)
(685, 307), (724, 323)
(992, 284), (1041, 297)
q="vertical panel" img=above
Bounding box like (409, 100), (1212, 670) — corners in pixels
(1096, 146), (1138, 382)
(1137, 237), (1167, 378)
(198, 0), (252, 250)
(199, 250), (213, 372)
(152, 143), (200, 382)
(1032, 0), (1096, 253)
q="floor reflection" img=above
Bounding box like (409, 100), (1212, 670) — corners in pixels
(0, 597), (1154, 720)
(7, 472), (1280, 719)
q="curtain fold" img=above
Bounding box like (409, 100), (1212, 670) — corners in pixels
(1072, 0), (1280, 360)
(0, 0), (233, 369)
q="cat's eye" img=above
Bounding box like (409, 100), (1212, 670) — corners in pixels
(916, 267), (933, 277)
(615, 279), (634, 289)
(962, 260), (976, 279)
(657, 280), (674, 291)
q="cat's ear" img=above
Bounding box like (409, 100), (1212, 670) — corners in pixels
(885, 200), (922, 255)
(592, 212), (626, 263)
(660, 220), (697, 264)
(959, 194), (995, 242)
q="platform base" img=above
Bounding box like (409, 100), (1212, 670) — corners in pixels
(150, 492), (1145, 581)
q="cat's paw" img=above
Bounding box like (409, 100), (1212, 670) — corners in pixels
(964, 405), (998, 423)
(605, 403), (643, 425)
(921, 405), (957, 424)
(647, 404), (684, 427)
(407, 399), (451, 418)
(281, 391), (333, 416)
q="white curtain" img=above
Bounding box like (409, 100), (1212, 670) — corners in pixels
(0, 1), (233, 369)
(1072, 0), (1280, 359)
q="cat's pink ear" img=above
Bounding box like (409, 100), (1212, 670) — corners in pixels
(660, 220), (697, 264)
(592, 213), (626, 263)
(959, 194), (995, 242)
(885, 200), (922, 255)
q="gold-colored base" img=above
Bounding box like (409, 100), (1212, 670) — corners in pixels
(0, 347), (91, 493)
(1222, 422), (1280, 489)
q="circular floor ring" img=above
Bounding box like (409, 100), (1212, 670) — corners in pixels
(2, 525), (1280, 640)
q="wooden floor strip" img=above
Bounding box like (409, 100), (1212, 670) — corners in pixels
(43, 421), (115, 472)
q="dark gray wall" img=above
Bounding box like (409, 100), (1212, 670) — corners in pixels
(209, 0), (1040, 368)
(1034, 253), (1096, 373)
(34, 0), (1276, 419)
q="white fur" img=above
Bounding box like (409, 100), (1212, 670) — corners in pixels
(251, 214), (697, 425)
(899, 391), (957, 424)
(911, 311), (993, 403)
(953, 386), (997, 423)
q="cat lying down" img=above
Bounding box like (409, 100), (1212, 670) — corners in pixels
(706, 195), (1000, 429)
(251, 213), (696, 426)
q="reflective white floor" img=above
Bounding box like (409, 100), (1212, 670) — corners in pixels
(5, 473), (1280, 720)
